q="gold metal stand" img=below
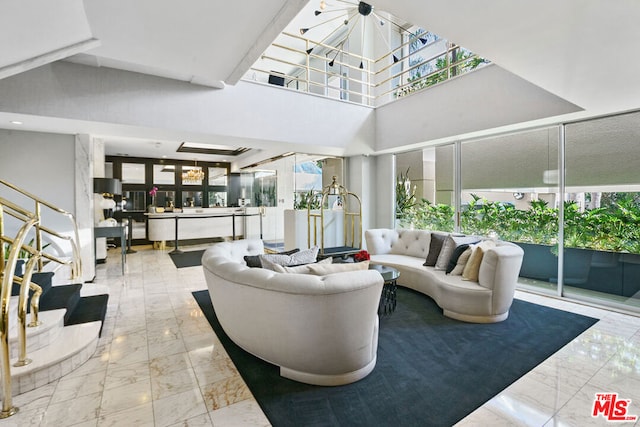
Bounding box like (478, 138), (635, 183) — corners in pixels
(307, 176), (362, 256)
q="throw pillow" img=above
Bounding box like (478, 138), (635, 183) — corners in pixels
(289, 246), (320, 265)
(450, 247), (472, 276)
(244, 248), (299, 268)
(462, 240), (496, 281)
(435, 235), (480, 270)
(461, 246), (484, 282)
(306, 260), (370, 275)
(445, 244), (471, 274)
(279, 257), (333, 274)
(261, 257), (283, 272)
(423, 233), (447, 266)
(259, 246), (319, 269)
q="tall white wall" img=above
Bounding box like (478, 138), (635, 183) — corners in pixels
(0, 129), (96, 281)
(375, 64), (581, 152)
(0, 129), (75, 215)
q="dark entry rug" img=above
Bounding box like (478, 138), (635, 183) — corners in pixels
(169, 249), (205, 268)
(192, 288), (598, 427)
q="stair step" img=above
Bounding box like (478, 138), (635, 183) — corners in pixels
(11, 271), (55, 299)
(66, 294), (109, 336)
(39, 284), (82, 323)
(8, 309), (66, 355)
(1, 321), (101, 399)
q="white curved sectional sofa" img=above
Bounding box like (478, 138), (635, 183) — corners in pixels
(201, 239), (384, 386)
(365, 229), (524, 323)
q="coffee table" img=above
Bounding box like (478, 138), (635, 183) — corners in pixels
(369, 264), (400, 316)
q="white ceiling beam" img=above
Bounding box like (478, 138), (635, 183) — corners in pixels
(0, 38), (101, 81)
(225, 0), (310, 85)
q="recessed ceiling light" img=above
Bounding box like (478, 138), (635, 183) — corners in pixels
(10, 120), (23, 125)
(162, 155), (167, 158)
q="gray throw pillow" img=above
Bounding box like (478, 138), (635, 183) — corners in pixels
(423, 233), (447, 266)
(435, 235), (480, 270)
(244, 248), (299, 268)
(259, 246), (319, 269)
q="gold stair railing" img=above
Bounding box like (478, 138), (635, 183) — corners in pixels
(0, 179), (84, 418)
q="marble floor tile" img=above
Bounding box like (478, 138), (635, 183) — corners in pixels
(201, 374), (253, 411)
(150, 366), (200, 400)
(10, 382), (56, 412)
(50, 370), (106, 404)
(39, 392), (102, 426)
(99, 378), (152, 416)
(151, 387), (208, 427)
(97, 402), (154, 427)
(546, 383), (639, 427)
(209, 399), (271, 427)
(149, 352), (192, 378)
(148, 337), (187, 360)
(166, 412), (214, 427)
(103, 360), (150, 390)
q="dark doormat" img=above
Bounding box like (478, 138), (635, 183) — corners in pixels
(169, 249), (205, 268)
(193, 287), (598, 427)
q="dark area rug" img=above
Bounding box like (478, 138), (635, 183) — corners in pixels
(169, 249), (206, 268)
(192, 287), (598, 427)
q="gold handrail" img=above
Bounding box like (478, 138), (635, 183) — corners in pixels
(1, 214), (38, 418)
(0, 179), (85, 418)
(0, 179), (82, 279)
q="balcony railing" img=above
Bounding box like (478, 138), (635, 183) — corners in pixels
(245, 31), (489, 107)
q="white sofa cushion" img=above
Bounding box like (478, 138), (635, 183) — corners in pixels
(390, 229), (432, 258)
(365, 228), (399, 255)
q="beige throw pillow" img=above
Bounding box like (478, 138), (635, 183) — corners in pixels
(461, 246), (484, 281)
(306, 260), (369, 276)
(278, 257), (332, 274)
(450, 247), (472, 276)
(461, 240), (496, 281)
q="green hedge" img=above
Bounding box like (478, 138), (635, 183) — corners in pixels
(399, 194), (640, 254)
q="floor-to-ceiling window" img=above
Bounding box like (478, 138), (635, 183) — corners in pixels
(393, 110), (640, 313)
(395, 145), (455, 230)
(564, 112), (640, 310)
(459, 127), (561, 295)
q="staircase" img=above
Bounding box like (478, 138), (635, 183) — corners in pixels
(4, 266), (109, 399)
(1, 178), (108, 418)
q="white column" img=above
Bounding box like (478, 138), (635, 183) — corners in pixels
(75, 134), (95, 282)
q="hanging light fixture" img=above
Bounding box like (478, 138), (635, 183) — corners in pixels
(182, 160), (205, 184)
(301, 1), (429, 69)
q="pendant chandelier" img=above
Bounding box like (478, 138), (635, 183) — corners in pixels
(182, 161), (205, 184)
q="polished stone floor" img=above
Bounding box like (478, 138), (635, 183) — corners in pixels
(1, 244), (639, 426)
